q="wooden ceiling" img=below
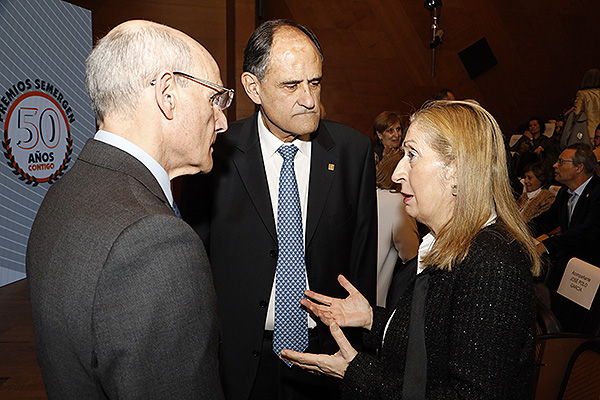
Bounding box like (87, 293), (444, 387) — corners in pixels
(265, 0), (600, 137)
(64, 0), (600, 138)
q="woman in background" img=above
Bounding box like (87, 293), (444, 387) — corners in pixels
(282, 100), (541, 399)
(372, 111), (403, 166)
(573, 68), (600, 141)
(374, 151), (419, 307)
(516, 162), (555, 222)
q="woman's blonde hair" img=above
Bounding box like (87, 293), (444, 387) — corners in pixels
(411, 100), (541, 276)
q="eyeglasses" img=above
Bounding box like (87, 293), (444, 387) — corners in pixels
(556, 158), (575, 166)
(151, 72), (234, 110)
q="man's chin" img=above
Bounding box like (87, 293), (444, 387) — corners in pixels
(292, 118), (320, 135)
(195, 157), (213, 175)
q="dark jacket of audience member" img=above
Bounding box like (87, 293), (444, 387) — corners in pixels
(529, 144), (600, 270)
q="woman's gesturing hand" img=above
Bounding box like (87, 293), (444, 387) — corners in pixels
(302, 274), (373, 330)
(280, 322), (358, 379)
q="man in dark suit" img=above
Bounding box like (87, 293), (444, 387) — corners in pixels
(185, 19), (377, 400)
(26, 20), (230, 399)
(530, 143), (600, 332)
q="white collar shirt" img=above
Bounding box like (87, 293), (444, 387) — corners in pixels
(568, 175), (593, 213)
(257, 111), (316, 330)
(94, 130), (174, 208)
(257, 111), (312, 232)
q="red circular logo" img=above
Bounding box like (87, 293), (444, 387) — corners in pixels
(2, 91), (72, 185)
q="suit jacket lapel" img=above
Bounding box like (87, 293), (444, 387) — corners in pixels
(231, 116), (277, 242)
(306, 123), (336, 247)
(570, 175), (599, 225)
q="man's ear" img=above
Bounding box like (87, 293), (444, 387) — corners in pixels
(241, 72), (261, 105)
(154, 71), (176, 120)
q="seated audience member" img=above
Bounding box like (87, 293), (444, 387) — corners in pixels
(281, 100), (541, 399)
(375, 151), (419, 307)
(593, 123), (600, 162)
(553, 119), (565, 138)
(543, 119), (562, 168)
(511, 117), (550, 155)
(373, 111), (403, 166)
(512, 117), (557, 178)
(530, 144), (600, 333)
(516, 162), (555, 222)
(529, 144), (600, 293)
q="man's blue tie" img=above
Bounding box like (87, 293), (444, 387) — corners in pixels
(273, 144), (308, 366)
(567, 192), (578, 226)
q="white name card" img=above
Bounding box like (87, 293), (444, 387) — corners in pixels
(557, 258), (600, 310)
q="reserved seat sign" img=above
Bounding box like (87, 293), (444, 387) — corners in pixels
(557, 258), (600, 310)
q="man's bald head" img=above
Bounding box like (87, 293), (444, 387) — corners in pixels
(85, 20), (213, 124)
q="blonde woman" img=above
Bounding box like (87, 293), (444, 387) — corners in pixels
(282, 101), (541, 399)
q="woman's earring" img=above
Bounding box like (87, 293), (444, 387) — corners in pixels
(451, 184), (457, 196)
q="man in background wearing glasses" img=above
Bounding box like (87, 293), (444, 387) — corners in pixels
(182, 19), (377, 400)
(26, 20), (228, 399)
(530, 143), (600, 333)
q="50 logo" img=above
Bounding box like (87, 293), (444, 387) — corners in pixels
(2, 91), (72, 186)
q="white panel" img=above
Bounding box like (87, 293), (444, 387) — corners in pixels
(0, 0), (94, 286)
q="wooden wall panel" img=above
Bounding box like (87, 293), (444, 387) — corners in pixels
(63, 0), (600, 139)
(264, 0), (600, 139)
(233, 0), (259, 120)
(65, 0), (256, 121)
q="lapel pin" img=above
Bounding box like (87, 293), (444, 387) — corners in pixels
(328, 163), (335, 171)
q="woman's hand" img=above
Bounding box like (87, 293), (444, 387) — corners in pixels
(302, 274), (373, 330)
(280, 323), (358, 379)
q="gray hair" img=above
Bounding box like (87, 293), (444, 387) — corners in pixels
(86, 24), (192, 123)
(566, 143), (598, 175)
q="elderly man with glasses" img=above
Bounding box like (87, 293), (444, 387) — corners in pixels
(27, 20), (229, 399)
(529, 143), (600, 333)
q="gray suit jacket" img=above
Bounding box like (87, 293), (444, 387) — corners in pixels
(27, 139), (223, 399)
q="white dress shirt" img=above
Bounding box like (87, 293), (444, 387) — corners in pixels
(567, 175), (593, 220)
(256, 112), (316, 330)
(94, 130), (174, 208)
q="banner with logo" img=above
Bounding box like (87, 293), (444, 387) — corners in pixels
(0, 0), (94, 287)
